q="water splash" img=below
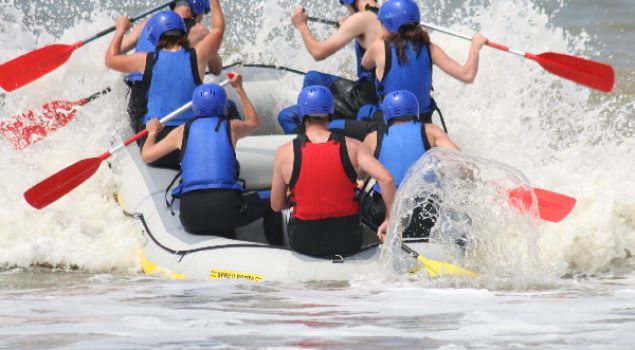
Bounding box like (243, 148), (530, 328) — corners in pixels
(380, 149), (553, 285)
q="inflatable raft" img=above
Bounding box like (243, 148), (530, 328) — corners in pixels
(115, 135), (460, 281)
(113, 66), (462, 281)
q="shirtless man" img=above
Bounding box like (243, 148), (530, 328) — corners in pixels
(271, 86), (395, 257)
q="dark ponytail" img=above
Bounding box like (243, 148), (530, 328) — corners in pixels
(386, 24), (430, 64)
(157, 36), (190, 50)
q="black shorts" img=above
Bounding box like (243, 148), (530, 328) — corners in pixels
(127, 82), (147, 132)
(361, 192), (438, 239)
(179, 189), (266, 238)
(287, 214), (363, 257)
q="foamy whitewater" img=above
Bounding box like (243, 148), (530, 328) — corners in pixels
(1, 0), (634, 348)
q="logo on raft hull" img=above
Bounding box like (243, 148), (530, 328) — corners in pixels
(209, 268), (263, 282)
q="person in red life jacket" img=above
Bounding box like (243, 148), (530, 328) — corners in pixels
(362, 90), (459, 241)
(141, 75), (281, 242)
(277, 0), (382, 137)
(362, 0), (487, 124)
(119, 0), (224, 132)
(271, 86), (396, 257)
(105, 3), (224, 169)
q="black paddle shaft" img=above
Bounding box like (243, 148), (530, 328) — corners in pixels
(220, 62), (307, 76)
(83, 0), (176, 45)
(85, 87), (112, 103)
(307, 16), (338, 27)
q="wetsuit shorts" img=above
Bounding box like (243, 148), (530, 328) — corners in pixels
(287, 214), (363, 257)
(179, 189), (267, 238)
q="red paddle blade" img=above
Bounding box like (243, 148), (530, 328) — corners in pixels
(0, 42), (81, 92)
(530, 52), (615, 93)
(0, 100), (82, 150)
(508, 187), (576, 223)
(24, 156), (104, 209)
(533, 188), (576, 223)
(1, 87), (111, 149)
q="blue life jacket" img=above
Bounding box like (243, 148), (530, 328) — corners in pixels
(125, 24), (155, 83)
(373, 120), (430, 193)
(142, 48), (202, 126)
(376, 42), (434, 113)
(172, 117), (243, 197)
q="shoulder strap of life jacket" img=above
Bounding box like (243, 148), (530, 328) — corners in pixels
(289, 133), (308, 189)
(187, 47), (202, 85)
(142, 48), (161, 92)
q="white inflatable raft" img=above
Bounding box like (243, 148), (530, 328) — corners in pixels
(114, 66), (461, 281)
(116, 135), (460, 281)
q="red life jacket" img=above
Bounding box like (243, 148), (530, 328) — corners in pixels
(289, 133), (360, 220)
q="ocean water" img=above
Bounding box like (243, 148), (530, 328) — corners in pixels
(1, 0), (634, 349)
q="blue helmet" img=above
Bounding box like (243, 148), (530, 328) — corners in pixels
(192, 83), (227, 117)
(297, 86), (334, 120)
(147, 11), (187, 46)
(171, 0), (211, 16)
(339, 0), (358, 12)
(378, 0), (421, 33)
(382, 90), (419, 123)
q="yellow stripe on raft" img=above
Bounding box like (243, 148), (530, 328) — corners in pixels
(138, 250), (186, 280)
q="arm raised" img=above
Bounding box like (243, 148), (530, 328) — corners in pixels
(193, 0), (225, 75)
(293, 7), (366, 61)
(120, 19), (148, 53)
(105, 16), (146, 73)
(229, 74), (260, 143)
(430, 34), (487, 84)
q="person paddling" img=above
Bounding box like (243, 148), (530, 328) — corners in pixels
(141, 76), (279, 242)
(120, 0), (223, 132)
(105, 2), (224, 169)
(271, 86), (396, 257)
(277, 0), (382, 135)
(362, 0), (487, 124)
(361, 90), (459, 241)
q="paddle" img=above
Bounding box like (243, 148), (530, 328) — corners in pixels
(1, 88), (112, 150)
(223, 61), (307, 76)
(0, 0), (176, 92)
(361, 217), (476, 278)
(23, 76), (232, 209)
(401, 243), (477, 278)
(307, 17), (614, 92)
(3, 61), (304, 151)
(508, 187), (576, 223)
